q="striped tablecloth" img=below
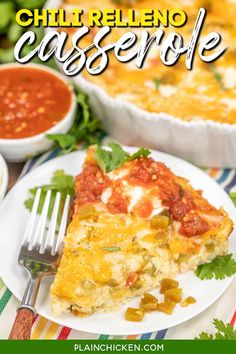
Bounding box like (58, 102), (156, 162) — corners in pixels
(0, 150), (235, 339)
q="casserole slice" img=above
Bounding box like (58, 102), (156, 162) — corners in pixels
(50, 146), (233, 316)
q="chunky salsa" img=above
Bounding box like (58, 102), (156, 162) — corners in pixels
(0, 67), (72, 139)
(74, 155), (217, 238)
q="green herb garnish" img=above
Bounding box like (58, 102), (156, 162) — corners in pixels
(95, 143), (151, 173)
(96, 143), (129, 173)
(24, 170), (74, 217)
(209, 64), (225, 91)
(102, 247), (121, 252)
(47, 92), (105, 155)
(153, 78), (161, 89)
(195, 319), (236, 340)
(230, 192), (236, 207)
(128, 147), (151, 161)
(195, 254), (236, 280)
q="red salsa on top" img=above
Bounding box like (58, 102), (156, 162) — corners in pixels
(0, 67), (72, 139)
(75, 156), (212, 238)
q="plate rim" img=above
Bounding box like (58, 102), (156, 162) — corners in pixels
(0, 147), (235, 335)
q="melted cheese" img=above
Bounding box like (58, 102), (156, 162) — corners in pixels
(221, 98), (236, 109)
(222, 67), (236, 89)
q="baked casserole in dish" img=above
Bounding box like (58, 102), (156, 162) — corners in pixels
(45, 0), (236, 167)
(61, 0), (236, 124)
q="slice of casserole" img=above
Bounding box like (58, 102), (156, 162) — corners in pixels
(50, 146), (233, 316)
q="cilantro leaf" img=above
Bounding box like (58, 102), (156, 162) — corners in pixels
(195, 319), (236, 340)
(24, 170), (74, 218)
(46, 134), (77, 153)
(230, 192), (236, 207)
(102, 247), (121, 252)
(196, 332), (214, 340)
(47, 92), (105, 154)
(195, 254), (236, 280)
(50, 170), (75, 192)
(76, 91), (90, 124)
(153, 78), (161, 89)
(95, 143), (151, 172)
(213, 319), (236, 339)
(96, 146), (114, 173)
(96, 143), (129, 173)
(129, 147), (151, 161)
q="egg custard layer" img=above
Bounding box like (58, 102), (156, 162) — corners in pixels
(50, 146), (233, 317)
(61, 0), (236, 124)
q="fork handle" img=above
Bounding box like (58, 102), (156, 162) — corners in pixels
(9, 308), (35, 340)
(9, 277), (40, 340)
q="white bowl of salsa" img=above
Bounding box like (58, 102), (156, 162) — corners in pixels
(0, 63), (77, 162)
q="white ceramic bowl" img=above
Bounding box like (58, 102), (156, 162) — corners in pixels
(0, 154), (8, 202)
(0, 63), (77, 162)
(45, 0), (236, 168)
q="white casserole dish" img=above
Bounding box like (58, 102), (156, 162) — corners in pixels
(46, 0), (236, 168)
(72, 76), (236, 168)
(0, 63), (77, 162)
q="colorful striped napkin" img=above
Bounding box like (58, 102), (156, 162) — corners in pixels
(0, 151), (235, 339)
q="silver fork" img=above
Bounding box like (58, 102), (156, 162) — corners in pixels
(9, 188), (70, 340)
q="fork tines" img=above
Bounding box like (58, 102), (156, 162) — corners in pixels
(23, 189), (70, 256)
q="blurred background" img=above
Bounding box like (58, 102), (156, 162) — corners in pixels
(0, 0), (57, 68)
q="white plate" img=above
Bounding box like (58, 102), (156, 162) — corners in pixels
(0, 148), (235, 335)
(0, 154), (8, 202)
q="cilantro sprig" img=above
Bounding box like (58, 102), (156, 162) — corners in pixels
(195, 319), (236, 340)
(95, 143), (151, 173)
(195, 254), (236, 280)
(24, 170), (74, 218)
(47, 92), (105, 155)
